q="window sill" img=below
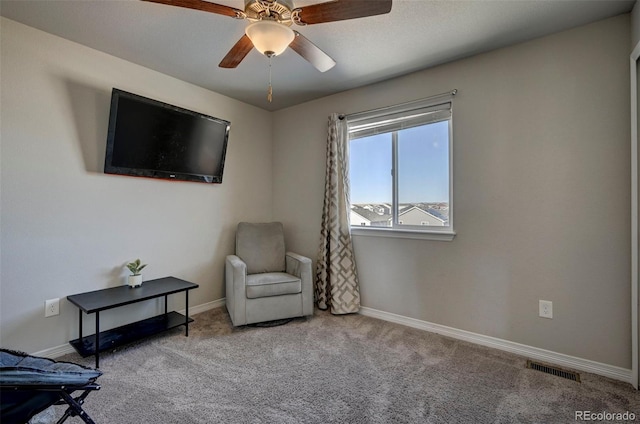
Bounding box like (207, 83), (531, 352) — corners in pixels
(350, 227), (456, 241)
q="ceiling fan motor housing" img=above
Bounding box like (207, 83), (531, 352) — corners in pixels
(245, 0), (296, 25)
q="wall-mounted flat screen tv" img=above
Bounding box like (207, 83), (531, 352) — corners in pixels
(104, 88), (230, 183)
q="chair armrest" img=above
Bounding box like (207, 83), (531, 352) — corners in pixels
(285, 252), (311, 280)
(226, 255), (247, 277)
(286, 252), (313, 316)
(225, 255), (247, 326)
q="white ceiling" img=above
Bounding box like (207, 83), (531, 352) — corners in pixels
(0, 0), (635, 111)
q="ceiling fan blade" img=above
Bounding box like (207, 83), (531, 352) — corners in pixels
(219, 34), (254, 68)
(142, 0), (244, 19)
(294, 0), (392, 25)
(289, 31), (336, 72)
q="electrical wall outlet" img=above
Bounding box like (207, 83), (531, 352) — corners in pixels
(539, 300), (553, 319)
(45, 298), (60, 317)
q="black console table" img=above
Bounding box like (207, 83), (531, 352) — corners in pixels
(67, 277), (198, 368)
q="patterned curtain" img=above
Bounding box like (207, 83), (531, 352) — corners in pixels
(315, 113), (360, 314)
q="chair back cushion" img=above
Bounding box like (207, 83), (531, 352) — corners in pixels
(236, 222), (286, 274)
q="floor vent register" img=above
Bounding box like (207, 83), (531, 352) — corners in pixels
(526, 360), (581, 382)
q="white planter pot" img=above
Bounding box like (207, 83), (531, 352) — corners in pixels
(128, 274), (143, 288)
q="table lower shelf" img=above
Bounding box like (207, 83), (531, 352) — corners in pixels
(69, 311), (193, 357)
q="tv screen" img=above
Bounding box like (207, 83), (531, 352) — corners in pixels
(104, 89), (230, 183)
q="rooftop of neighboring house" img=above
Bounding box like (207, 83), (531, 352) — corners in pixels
(351, 203), (450, 224)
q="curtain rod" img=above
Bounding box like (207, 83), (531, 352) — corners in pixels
(338, 89), (457, 120)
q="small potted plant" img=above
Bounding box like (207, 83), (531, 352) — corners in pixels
(126, 259), (147, 288)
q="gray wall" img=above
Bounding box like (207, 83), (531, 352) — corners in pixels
(273, 15), (631, 368)
(0, 18), (273, 353)
(633, 0), (640, 385)
(632, 0), (640, 47)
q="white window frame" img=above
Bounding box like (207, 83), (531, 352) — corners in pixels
(347, 97), (455, 241)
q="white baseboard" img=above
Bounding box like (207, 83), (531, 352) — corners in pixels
(31, 343), (77, 359)
(359, 306), (633, 385)
(176, 298), (225, 316)
(34, 299), (630, 385)
(32, 298), (227, 359)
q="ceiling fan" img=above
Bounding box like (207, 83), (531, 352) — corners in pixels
(143, 0), (393, 73)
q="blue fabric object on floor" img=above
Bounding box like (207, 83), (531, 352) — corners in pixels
(1, 349), (101, 386)
(1, 349), (102, 424)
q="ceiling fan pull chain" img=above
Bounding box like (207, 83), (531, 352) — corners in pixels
(267, 55), (273, 103)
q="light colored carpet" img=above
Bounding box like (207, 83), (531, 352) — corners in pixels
(44, 308), (638, 423)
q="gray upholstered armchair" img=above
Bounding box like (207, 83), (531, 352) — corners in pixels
(225, 222), (313, 326)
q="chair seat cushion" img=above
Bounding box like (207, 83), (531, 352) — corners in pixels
(246, 272), (301, 299)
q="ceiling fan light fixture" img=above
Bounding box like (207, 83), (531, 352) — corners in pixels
(245, 20), (294, 57)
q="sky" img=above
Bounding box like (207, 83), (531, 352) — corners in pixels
(349, 120), (449, 204)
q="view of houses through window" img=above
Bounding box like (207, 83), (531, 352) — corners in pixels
(348, 102), (452, 232)
(350, 203), (449, 227)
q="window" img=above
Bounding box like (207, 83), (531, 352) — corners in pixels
(347, 98), (454, 240)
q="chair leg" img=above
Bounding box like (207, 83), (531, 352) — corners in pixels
(56, 389), (97, 424)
